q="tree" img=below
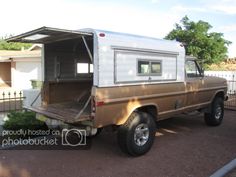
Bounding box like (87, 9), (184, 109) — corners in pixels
(165, 16), (231, 65)
(0, 35), (32, 50)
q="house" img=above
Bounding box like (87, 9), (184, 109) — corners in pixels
(0, 44), (42, 89)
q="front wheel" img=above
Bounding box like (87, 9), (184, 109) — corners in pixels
(117, 111), (156, 156)
(204, 97), (224, 126)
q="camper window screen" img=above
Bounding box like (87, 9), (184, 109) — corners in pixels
(151, 62), (161, 74)
(138, 60), (162, 76)
(138, 61), (149, 74)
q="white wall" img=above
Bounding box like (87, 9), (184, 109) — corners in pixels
(12, 60), (42, 89)
(205, 71), (236, 81)
(23, 89), (41, 108)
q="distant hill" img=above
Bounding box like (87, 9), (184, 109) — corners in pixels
(207, 58), (236, 71)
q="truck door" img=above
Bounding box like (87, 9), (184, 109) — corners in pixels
(185, 59), (203, 106)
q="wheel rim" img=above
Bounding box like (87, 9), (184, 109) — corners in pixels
(215, 105), (222, 120)
(134, 123), (149, 146)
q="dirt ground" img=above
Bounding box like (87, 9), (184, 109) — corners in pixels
(0, 110), (235, 177)
(225, 168), (236, 177)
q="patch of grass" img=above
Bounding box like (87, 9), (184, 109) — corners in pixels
(3, 111), (48, 132)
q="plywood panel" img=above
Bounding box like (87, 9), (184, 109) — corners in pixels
(42, 80), (92, 105)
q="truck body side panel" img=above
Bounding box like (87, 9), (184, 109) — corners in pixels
(93, 82), (186, 127)
(93, 78), (227, 128)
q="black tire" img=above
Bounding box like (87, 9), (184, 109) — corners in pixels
(117, 111), (156, 156)
(204, 97), (224, 126)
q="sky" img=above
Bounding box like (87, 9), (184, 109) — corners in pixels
(0, 0), (235, 57)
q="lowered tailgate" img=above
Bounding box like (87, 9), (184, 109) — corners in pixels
(27, 101), (92, 124)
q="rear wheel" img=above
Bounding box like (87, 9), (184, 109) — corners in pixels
(117, 111), (156, 156)
(204, 97), (224, 126)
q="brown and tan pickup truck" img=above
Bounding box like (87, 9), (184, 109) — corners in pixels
(8, 27), (228, 156)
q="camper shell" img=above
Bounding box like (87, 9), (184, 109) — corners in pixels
(7, 27), (185, 125)
(7, 27), (228, 156)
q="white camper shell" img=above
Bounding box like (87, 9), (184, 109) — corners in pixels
(7, 26), (185, 87)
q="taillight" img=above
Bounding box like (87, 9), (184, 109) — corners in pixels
(96, 101), (104, 107)
(91, 97), (104, 116)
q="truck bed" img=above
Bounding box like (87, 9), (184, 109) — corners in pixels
(28, 101), (91, 124)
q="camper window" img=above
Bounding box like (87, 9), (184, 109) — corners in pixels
(138, 61), (149, 74)
(137, 60), (162, 76)
(151, 62), (161, 74)
(77, 63), (93, 74)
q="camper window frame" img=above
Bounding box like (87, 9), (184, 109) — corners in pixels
(137, 59), (162, 76)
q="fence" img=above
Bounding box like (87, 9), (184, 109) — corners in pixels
(205, 71), (236, 110)
(0, 91), (25, 112)
(225, 89), (236, 110)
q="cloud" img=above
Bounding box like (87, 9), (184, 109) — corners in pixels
(220, 24), (236, 57)
(0, 0), (235, 57)
(218, 24), (236, 33)
(171, 5), (207, 13)
(202, 0), (236, 15)
(211, 5), (236, 15)
(0, 0), (180, 38)
(171, 0), (236, 15)
(150, 0), (160, 4)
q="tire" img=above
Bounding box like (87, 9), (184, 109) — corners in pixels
(204, 97), (224, 126)
(117, 111), (156, 156)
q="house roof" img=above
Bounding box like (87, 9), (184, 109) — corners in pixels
(0, 49), (41, 61)
(28, 44), (42, 51)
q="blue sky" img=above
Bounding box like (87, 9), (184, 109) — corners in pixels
(0, 0), (235, 57)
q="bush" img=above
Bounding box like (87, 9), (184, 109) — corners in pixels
(3, 111), (48, 131)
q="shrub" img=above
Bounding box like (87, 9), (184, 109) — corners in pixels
(3, 111), (48, 131)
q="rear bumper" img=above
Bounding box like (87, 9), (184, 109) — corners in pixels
(36, 113), (97, 136)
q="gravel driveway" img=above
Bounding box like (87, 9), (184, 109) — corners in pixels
(0, 110), (235, 177)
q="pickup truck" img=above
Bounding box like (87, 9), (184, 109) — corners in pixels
(7, 27), (228, 156)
